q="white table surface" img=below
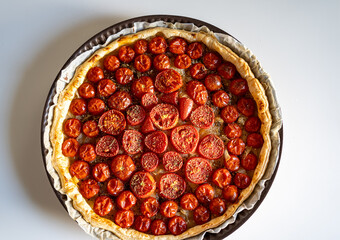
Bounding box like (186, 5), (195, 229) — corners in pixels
(1, 0), (339, 239)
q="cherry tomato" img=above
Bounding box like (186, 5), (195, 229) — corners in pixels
(174, 54), (192, 69)
(126, 105), (146, 126)
(186, 80), (208, 105)
(160, 200), (178, 218)
(245, 116), (261, 132)
(115, 67), (134, 85)
(130, 171), (156, 198)
(141, 197), (159, 218)
(79, 143), (96, 162)
(82, 120), (99, 137)
(179, 97), (193, 121)
(116, 190), (137, 210)
(229, 78), (249, 96)
(134, 39), (148, 54)
(144, 131), (168, 154)
(141, 116), (156, 134)
(187, 42), (203, 59)
(212, 90), (230, 108)
(159, 173), (186, 200)
(209, 198), (226, 215)
(93, 195), (113, 216)
(92, 163), (110, 182)
(190, 63), (208, 80)
(88, 98), (105, 115)
(122, 130), (143, 154)
(203, 52), (221, 70)
(195, 183), (214, 204)
(180, 193), (198, 211)
(171, 125), (199, 154)
(79, 179), (99, 199)
(115, 210), (134, 228)
(234, 173), (251, 189)
(198, 134), (224, 160)
(148, 36), (167, 54)
(107, 178), (124, 196)
(95, 135), (119, 157)
(150, 219), (167, 235)
(69, 98), (87, 116)
(220, 105), (239, 123)
(110, 155), (135, 181)
(190, 105), (215, 129)
(103, 55), (120, 72)
(237, 98), (256, 117)
(118, 46), (135, 63)
(98, 109), (126, 135)
(162, 151), (183, 172)
(134, 215), (151, 233)
(150, 103), (179, 130)
(223, 185), (239, 202)
(193, 205), (210, 225)
(131, 76), (154, 98)
(153, 54), (170, 71)
(212, 168), (232, 188)
(64, 118), (81, 138)
(225, 155), (240, 172)
(62, 138), (79, 157)
(224, 123), (242, 139)
(78, 82), (95, 99)
(227, 138), (245, 155)
(108, 91), (132, 111)
(168, 216), (187, 235)
(217, 62), (236, 80)
(242, 152), (258, 170)
(155, 69), (183, 93)
(141, 92), (159, 110)
(204, 74), (222, 91)
(69, 160), (90, 180)
(97, 79), (116, 97)
(87, 67), (104, 83)
(134, 54), (151, 72)
(160, 92), (179, 105)
(246, 133), (264, 148)
(169, 37), (187, 54)
(185, 157), (212, 184)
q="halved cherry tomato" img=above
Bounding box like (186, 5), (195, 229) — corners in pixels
(115, 67), (134, 85)
(110, 155), (135, 181)
(92, 163), (110, 182)
(78, 82), (95, 99)
(150, 103), (179, 130)
(193, 205), (210, 225)
(234, 173), (251, 189)
(141, 197), (159, 218)
(155, 69), (183, 93)
(134, 39), (148, 55)
(131, 76), (154, 98)
(126, 105), (146, 126)
(159, 173), (186, 199)
(245, 116), (261, 132)
(169, 37), (187, 54)
(185, 157), (212, 184)
(95, 135), (119, 157)
(168, 216), (187, 235)
(225, 155), (240, 172)
(134, 54), (151, 72)
(153, 54), (170, 71)
(227, 138), (245, 155)
(144, 131), (168, 153)
(203, 52), (221, 70)
(190, 63), (207, 80)
(134, 215), (151, 233)
(118, 46), (135, 63)
(107, 178), (124, 196)
(220, 105), (239, 123)
(79, 179), (99, 199)
(97, 79), (116, 97)
(190, 105), (215, 129)
(69, 98), (86, 116)
(122, 130), (143, 154)
(186, 80), (208, 105)
(150, 219), (167, 235)
(195, 183), (214, 203)
(103, 55), (120, 71)
(62, 138), (79, 157)
(212, 90), (230, 108)
(179, 97), (193, 121)
(171, 125), (199, 154)
(209, 198), (226, 215)
(79, 143), (96, 162)
(83, 120), (99, 137)
(237, 98), (256, 117)
(148, 36), (167, 54)
(69, 160), (90, 180)
(114, 210), (134, 228)
(212, 168), (232, 188)
(223, 185), (239, 202)
(224, 123), (242, 139)
(87, 67), (104, 83)
(64, 118), (81, 138)
(141, 92), (159, 110)
(88, 98), (105, 115)
(93, 195), (113, 216)
(246, 133), (264, 148)
(174, 54), (192, 69)
(187, 42), (203, 59)
(108, 91), (132, 111)
(116, 190), (137, 210)
(130, 171), (156, 199)
(229, 78), (249, 96)
(242, 152), (258, 170)
(160, 92), (179, 105)
(180, 193), (198, 211)
(141, 116), (156, 134)
(198, 134), (224, 160)
(217, 62), (236, 80)
(160, 200), (178, 218)
(204, 74), (222, 91)
(162, 151), (183, 172)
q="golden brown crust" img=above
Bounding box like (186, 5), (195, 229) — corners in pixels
(50, 27), (272, 240)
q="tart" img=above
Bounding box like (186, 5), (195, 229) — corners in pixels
(50, 27), (272, 239)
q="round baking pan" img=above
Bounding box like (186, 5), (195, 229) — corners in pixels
(41, 14), (282, 240)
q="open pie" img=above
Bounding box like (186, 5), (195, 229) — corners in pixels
(50, 27), (272, 239)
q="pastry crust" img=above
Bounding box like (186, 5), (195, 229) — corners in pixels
(50, 27), (272, 240)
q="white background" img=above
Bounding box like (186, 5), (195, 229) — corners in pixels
(0, 0), (339, 239)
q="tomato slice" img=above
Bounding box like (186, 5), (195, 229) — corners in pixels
(95, 135), (119, 157)
(126, 105), (146, 126)
(162, 151), (183, 172)
(159, 173), (186, 199)
(150, 103), (179, 130)
(130, 171), (156, 198)
(122, 130), (143, 154)
(98, 109), (126, 135)
(198, 134), (224, 160)
(185, 157), (212, 184)
(190, 105), (215, 129)
(141, 152), (159, 172)
(179, 97), (193, 121)
(155, 69), (183, 93)
(171, 125), (199, 154)
(144, 131), (168, 154)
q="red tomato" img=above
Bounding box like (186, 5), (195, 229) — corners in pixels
(160, 92), (179, 105)
(185, 157), (212, 184)
(168, 216), (187, 235)
(88, 98), (105, 115)
(174, 54), (192, 69)
(179, 97), (193, 121)
(131, 76), (154, 98)
(223, 185), (239, 202)
(162, 151), (183, 172)
(134, 215), (151, 233)
(69, 160), (90, 180)
(212, 90), (230, 108)
(246, 133), (264, 148)
(160, 200), (178, 218)
(141, 197), (159, 218)
(224, 155), (240, 172)
(82, 120), (99, 137)
(190, 105), (215, 129)
(141, 92), (159, 110)
(141, 116), (156, 134)
(220, 105), (239, 123)
(116, 190), (137, 210)
(227, 138), (246, 155)
(159, 173), (186, 199)
(229, 78), (249, 96)
(169, 37), (187, 54)
(114, 210), (134, 228)
(204, 74), (222, 91)
(186, 80), (208, 105)
(198, 134), (225, 160)
(126, 105), (146, 126)
(150, 103), (179, 130)
(144, 131), (168, 153)
(212, 168), (232, 188)
(93, 196), (113, 216)
(134, 39), (148, 54)
(148, 36), (167, 54)
(209, 198), (226, 215)
(118, 46), (135, 63)
(64, 118), (81, 138)
(190, 63), (208, 80)
(193, 205), (210, 225)
(62, 138), (79, 157)
(186, 42), (203, 59)
(180, 193), (198, 211)
(171, 125), (199, 154)
(134, 54), (151, 72)
(245, 116), (261, 132)
(130, 171), (156, 198)
(95, 135), (119, 157)
(87, 67), (104, 83)
(69, 98), (87, 116)
(79, 143), (96, 162)
(234, 173), (251, 189)
(217, 62), (236, 80)
(115, 67), (134, 85)
(153, 54), (170, 71)
(242, 152), (258, 170)
(237, 98), (256, 117)
(195, 183), (214, 203)
(92, 163), (110, 182)
(224, 123), (242, 139)
(203, 52), (221, 70)
(103, 55), (120, 72)
(108, 91), (132, 111)
(78, 82), (95, 99)
(97, 79), (116, 97)
(110, 155), (136, 181)
(122, 130), (143, 154)
(107, 178), (124, 196)
(150, 219), (167, 235)
(79, 179), (99, 199)
(155, 69), (183, 93)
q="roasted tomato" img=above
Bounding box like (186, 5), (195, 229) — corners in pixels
(159, 173), (186, 200)
(110, 155), (136, 181)
(185, 157), (212, 184)
(130, 171), (156, 198)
